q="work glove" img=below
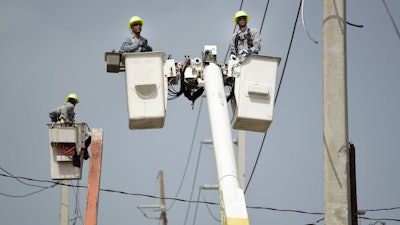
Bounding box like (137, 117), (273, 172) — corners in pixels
(140, 45), (153, 52)
(60, 118), (65, 125)
(229, 51), (237, 60)
(240, 49), (252, 56)
(138, 39), (147, 47)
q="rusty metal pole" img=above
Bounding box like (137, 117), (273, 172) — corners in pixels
(84, 129), (103, 225)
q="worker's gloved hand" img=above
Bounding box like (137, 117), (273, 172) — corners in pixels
(60, 118), (65, 125)
(138, 40), (147, 47)
(229, 51), (237, 60)
(140, 45), (153, 52)
(240, 50), (252, 56)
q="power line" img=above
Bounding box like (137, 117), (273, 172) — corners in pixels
(167, 97), (204, 212)
(183, 143), (205, 225)
(382, 0), (400, 40)
(223, 0), (245, 62)
(2, 172), (400, 221)
(245, 0), (303, 193)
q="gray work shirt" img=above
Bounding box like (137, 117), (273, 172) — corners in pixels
(229, 26), (261, 55)
(120, 34), (148, 53)
(49, 102), (75, 123)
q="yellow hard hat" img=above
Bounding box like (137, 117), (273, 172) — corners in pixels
(233, 10), (250, 24)
(128, 16), (144, 28)
(66, 93), (79, 104)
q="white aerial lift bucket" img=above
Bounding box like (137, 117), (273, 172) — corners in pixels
(123, 52), (168, 129)
(231, 55), (281, 132)
(48, 123), (87, 180)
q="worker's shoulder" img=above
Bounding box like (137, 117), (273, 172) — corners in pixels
(248, 27), (260, 33)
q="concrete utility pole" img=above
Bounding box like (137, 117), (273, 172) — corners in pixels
(60, 180), (69, 225)
(323, 0), (351, 224)
(84, 129), (104, 225)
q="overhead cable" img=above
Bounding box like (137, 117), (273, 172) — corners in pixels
(2, 173), (400, 220)
(167, 97), (204, 211)
(224, 0), (245, 62)
(301, 0), (318, 44)
(183, 143), (204, 225)
(382, 0), (400, 40)
(245, 0), (303, 193)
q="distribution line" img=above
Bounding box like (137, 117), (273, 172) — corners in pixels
(245, 0), (303, 193)
(1, 172), (400, 221)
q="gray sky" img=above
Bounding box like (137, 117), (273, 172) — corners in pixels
(1, 0), (399, 225)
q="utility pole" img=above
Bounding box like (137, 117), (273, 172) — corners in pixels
(60, 180), (69, 225)
(84, 129), (104, 225)
(137, 171), (168, 224)
(323, 0), (351, 224)
(158, 170), (167, 225)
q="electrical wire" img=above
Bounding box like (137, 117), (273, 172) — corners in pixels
(301, 0), (318, 44)
(183, 143), (204, 225)
(382, 0), (400, 40)
(2, 172), (400, 221)
(223, 0), (245, 62)
(200, 189), (220, 222)
(192, 187), (202, 225)
(245, 0), (303, 193)
(259, 0), (270, 33)
(166, 97), (204, 211)
(0, 166), (57, 197)
(359, 216), (400, 223)
(71, 180), (84, 225)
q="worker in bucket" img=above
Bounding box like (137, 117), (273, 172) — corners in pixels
(229, 10), (261, 59)
(120, 16), (152, 53)
(49, 93), (90, 166)
(49, 93), (79, 127)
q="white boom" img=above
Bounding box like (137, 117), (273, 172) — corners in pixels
(204, 62), (250, 225)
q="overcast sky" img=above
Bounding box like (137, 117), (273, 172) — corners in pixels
(1, 0), (399, 225)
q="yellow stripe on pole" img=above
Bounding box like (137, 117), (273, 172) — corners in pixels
(226, 217), (250, 225)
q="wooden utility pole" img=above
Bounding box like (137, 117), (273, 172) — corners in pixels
(349, 143), (358, 225)
(84, 129), (104, 225)
(158, 170), (168, 225)
(323, 0), (351, 224)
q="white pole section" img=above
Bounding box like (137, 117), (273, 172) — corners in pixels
(203, 63), (249, 225)
(60, 180), (68, 225)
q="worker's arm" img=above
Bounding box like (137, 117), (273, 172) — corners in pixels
(249, 28), (261, 54)
(120, 35), (143, 53)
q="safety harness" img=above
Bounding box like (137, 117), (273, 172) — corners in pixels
(234, 28), (253, 54)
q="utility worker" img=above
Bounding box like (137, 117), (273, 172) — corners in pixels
(120, 16), (152, 53)
(229, 10), (261, 59)
(49, 93), (79, 126)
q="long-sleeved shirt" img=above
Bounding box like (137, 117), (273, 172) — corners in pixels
(49, 102), (75, 123)
(119, 34), (149, 53)
(229, 26), (261, 55)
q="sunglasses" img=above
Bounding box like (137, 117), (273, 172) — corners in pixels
(132, 23), (142, 27)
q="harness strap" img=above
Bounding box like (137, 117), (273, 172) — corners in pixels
(234, 28), (253, 53)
